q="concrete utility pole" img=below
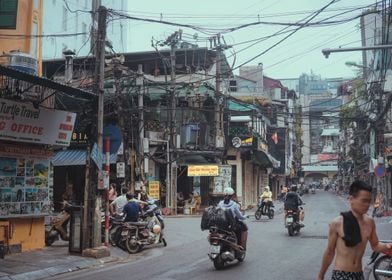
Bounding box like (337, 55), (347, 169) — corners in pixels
(91, 0), (101, 56)
(136, 65), (145, 180)
(91, 5), (107, 248)
(160, 30), (181, 213)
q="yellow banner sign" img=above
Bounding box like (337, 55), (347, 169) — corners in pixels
(187, 165), (219, 176)
(148, 181), (160, 200)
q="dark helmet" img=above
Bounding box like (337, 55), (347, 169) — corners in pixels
(290, 185), (297, 192)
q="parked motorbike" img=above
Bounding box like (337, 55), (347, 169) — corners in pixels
(285, 207), (304, 236)
(255, 199), (274, 220)
(368, 240), (392, 280)
(208, 225), (245, 270)
(45, 202), (75, 246)
(124, 199), (167, 254)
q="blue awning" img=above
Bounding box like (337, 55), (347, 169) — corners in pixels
(51, 150), (117, 166)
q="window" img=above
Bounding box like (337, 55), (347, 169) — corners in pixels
(0, 0), (18, 29)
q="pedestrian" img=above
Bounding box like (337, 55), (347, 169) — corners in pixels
(317, 180), (392, 280)
(108, 183), (117, 203)
(110, 187), (128, 216)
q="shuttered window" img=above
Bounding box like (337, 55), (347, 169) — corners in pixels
(0, 0), (18, 29)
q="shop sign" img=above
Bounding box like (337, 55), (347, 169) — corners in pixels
(0, 98), (76, 146)
(212, 165), (232, 194)
(0, 156), (53, 218)
(187, 165), (219, 176)
(148, 181), (160, 200)
(116, 162), (125, 178)
(231, 136), (253, 148)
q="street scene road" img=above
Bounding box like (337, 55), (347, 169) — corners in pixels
(52, 190), (390, 280)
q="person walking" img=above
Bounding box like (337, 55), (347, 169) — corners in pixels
(317, 180), (392, 280)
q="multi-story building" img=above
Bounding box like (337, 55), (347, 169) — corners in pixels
(42, 0), (128, 59)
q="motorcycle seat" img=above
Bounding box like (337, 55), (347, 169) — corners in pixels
(125, 221), (148, 227)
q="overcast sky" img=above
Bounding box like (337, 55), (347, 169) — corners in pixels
(124, 0), (378, 79)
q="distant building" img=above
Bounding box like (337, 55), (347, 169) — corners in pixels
(42, 0), (128, 59)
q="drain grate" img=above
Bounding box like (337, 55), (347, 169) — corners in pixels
(300, 235), (328, 240)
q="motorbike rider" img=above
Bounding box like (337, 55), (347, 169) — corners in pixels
(284, 185), (304, 225)
(123, 193), (142, 222)
(259, 185), (273, 214)
(217, 187), (248, 251)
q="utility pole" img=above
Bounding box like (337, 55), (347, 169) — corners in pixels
(91, 5), (107, 249)
(160, 30), (181, 213)
(91, 0), (101, 56)
(136, 65), (145, 182)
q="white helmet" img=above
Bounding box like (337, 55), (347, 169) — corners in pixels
(264, 186), (270, 191)
(223, 187), (235, 196)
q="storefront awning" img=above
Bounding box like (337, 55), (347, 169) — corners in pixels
(51, 150), (117, 166)
(252, 150), (280, 168)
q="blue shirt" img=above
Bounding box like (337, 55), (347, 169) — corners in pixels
(123, 200), (141, 222)
(217, 200), (246, 221)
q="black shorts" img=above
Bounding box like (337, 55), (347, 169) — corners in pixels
(331, 270), (364, 280)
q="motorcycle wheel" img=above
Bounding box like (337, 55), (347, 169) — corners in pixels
(268, 209), (274, 219)
(373, 255), (392, 280)
(45, 235), (57, 246)
(45, 231), (58, 246)
(288, 225), (295, 236)
(255, 209), (262, 220)
(125, 237), (142, 254)
(213, 255), (225, 270)
(236, 250), (246, 262)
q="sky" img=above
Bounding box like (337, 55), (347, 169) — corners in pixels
(121, 0), (379, 80)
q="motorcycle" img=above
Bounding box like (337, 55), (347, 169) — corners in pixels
(45, 202), (77, 246)
(255, 199), (274, 220)
(124, 199), (167, 254)
(208, 225), (245, 270)
(285, 207), (304, 236)
(368, 240), (392, 280)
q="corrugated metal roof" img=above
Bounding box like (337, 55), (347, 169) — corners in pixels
(51, 150), (117, 166)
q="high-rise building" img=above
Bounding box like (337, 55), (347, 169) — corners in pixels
(42, 0), (128, 59)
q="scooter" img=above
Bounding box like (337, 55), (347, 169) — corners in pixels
(45, 202), (75, 246)
(208, 225), (245, 270)
(124, 199), (167, 254)
(368, 240), (392, 279)
(285, 207), (304, 236)
(255, 199), (274, 220)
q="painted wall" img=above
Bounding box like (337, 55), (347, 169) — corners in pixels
(0, 0), (43, 75)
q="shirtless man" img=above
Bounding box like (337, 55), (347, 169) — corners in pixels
(317, 180), (392, 280)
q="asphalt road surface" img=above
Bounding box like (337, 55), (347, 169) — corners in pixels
(52, 190), (390, 280)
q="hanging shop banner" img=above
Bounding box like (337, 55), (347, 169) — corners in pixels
(0, 154), (53, 218)
(148, 181), (160, 200)
(212, 165), (232, 194)
(0, 98), (76, 146)
(187, 165), (219, 177)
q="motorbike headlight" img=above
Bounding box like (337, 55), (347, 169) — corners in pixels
(152, 224), (161, 234)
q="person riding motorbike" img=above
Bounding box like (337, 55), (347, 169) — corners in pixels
(123, 193), (142, 222)
(284, 185), (304, 225)
(259, 186), (273, 214)
(217, 187), (248, 250)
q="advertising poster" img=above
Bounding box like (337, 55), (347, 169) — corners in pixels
(0, 156), (53, 217)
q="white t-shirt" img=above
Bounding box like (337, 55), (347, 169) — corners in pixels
(111, 194), (128, 215)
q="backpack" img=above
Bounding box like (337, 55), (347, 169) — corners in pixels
(200, 206), (236, 231)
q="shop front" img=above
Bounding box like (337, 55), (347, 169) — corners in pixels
(0, 98), (76, 253)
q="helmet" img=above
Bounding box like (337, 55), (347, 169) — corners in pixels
(223, 187), (235, 196)
(290, 185), (297, 192)
(152, 224), (161, 234)
(264, 186), (270, 191)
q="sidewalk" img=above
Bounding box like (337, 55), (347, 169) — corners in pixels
(0, 241), (130, 280)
